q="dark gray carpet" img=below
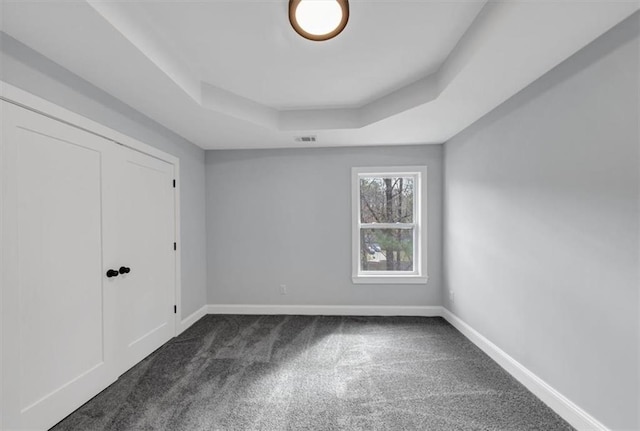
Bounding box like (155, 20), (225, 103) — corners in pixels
(52, 315), (574, 430)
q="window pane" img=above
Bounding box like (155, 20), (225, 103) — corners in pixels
(360, 177), (414, 223)
(360, 228), (414, 272)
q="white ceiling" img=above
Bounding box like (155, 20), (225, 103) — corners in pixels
(1, 0), (637, 150)
(134, 1), (483, 110)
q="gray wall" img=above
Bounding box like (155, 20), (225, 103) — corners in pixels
(443, 14), (639, 430)
(0, 34), (208, 319)
(206, 145), (443, 306)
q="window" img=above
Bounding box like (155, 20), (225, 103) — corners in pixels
(352, 166), (427, 284)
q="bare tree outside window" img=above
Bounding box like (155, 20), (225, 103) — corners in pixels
(359, 176), (414, 271)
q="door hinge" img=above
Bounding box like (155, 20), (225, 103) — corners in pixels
(174, 305), (177, 314)
(173, 179), (176, 188)
(173, 242), (177, 251)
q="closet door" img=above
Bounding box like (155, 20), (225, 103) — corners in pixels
(111, 147), (176, 372)
(1, 102), (119, 430)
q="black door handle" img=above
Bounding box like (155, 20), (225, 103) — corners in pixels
(119, 266), (131, 274)
(106, 269), (119, 278)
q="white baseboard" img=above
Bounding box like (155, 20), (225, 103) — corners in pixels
(178, 305), (208, 334)
(440, 308), (609, 431)
(206, 304), (444, 317)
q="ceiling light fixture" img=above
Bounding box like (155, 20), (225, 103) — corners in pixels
(289, 0), (349, 42)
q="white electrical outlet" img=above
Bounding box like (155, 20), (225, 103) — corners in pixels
(449, 290), (455, 303)
(280, 284), (287, 295)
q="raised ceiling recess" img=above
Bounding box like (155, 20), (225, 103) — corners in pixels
(1, 1), (637, 149)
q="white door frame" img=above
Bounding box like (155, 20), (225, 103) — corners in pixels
(0, 81), (183, 337)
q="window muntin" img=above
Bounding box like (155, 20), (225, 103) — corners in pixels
(352, 167), (427, 283)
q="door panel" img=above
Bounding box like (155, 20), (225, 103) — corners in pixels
(17, 127), (104, 410)
(1, 102), (119, 430)
(114, 149), (176, 371)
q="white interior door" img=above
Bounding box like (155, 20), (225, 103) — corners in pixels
(1, 100), (178, 430)
(1, 101), (119, 430)
(112, 147), (176, 372)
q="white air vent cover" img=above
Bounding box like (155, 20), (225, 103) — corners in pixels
(294, 135), (317, 143)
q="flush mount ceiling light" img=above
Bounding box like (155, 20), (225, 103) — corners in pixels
(289, 0), (349, 41)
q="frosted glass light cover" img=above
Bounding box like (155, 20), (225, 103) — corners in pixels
(295, 0), (343, 36)
(289, 0), (349, 41)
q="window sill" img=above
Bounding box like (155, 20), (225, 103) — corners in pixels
(352, 275), (429, 285)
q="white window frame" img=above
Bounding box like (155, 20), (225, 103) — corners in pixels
(351, 166), (428, 285)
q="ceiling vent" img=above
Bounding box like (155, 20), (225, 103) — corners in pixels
(294, 135), (317, 143)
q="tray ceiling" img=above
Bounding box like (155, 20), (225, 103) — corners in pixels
(1, 0), (637, 149)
